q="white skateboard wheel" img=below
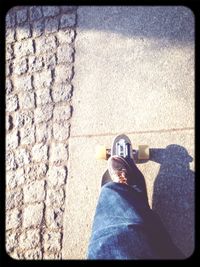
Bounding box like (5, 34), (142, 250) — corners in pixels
(138, 145), (149, 160)
(95, 145), (107, 160)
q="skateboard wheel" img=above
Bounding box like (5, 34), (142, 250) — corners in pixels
(138, 145), (149, 160)
(95, 145), (107, 160)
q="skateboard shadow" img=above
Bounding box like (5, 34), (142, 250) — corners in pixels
(150, 144), (195, 258)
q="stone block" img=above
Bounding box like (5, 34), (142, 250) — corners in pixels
(23, 203), (44, 227)
(6, 230), (19, 254)
(42, 6), (60, 17)
(6, 168), (25, 190)
(52, 82), (72, 103)
(36, 123), (52, 143)
(57, 28), (75, 44)
(35, 35), (57, 54)
(32, 143), (48, 162)
(6, 130), (19, 150)
(6, 94), (19, 112)
(20, 125), (35, 145)
(53, 121), (70, 141)
(34, 70), (52, 89)
(14, 75), (32, 92)
(6, 189), (23, 210)
(57, 44), (74, 63)
(25, 163), (48, 181)
(32, 19), (45, 38)
(6, 61), (12, 76)
(14, 39), (34, 57)
(6, 43), (14, 60)
(50, 143), (68, 163)
(60, 13), (76, 28)
(47, 166), (67, 187)
(23, 249), (43, 259)
(36, 88), (52, 105)
(6, 78), (13, 95)
(24, 180), (45, 203)
(34, 103), (54, 123)
(15, 148), (31, 168)
(54, 64), (73, 83)
(53, 104), (71, 121)
(45, 17), (59, 34)
(13, 110), (34, 128)
(46, 206), (64, 228)
(44, 231), (61, 252)
(16, 23), (31, 40)
(16, 8), (28, 24)
(19, 229), (40, 250)
(6, 28), (16, 44)
(6, 208), (21, 230)
(29, 55), (44, 72)
(45, 53), (57, 70)
(19, 91), (35, 109)
(13, 57), (28, 75)
(6, 150), (17, 171)
(30, 6), (43, 21)
(6, 11), (16, 28)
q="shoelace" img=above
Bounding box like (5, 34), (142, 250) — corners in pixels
(108, 159), (129, 185)
(117, 171), (128, 185)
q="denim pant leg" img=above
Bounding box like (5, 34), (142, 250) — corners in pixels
(87, 182), (184, 259)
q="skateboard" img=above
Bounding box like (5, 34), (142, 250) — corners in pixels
(95, 134), (149, 186)
(95, 134), (149, 161)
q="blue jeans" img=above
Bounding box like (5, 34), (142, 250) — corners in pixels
(87, 182), (184, 259)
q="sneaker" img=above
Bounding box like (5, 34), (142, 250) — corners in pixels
(107, 155), (149, 205)
(107, 155), (134, 185)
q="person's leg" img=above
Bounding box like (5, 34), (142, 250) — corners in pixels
(87, 157), (184, 259)
(87, 181), (158, 259)
(87, 182), (184, 259)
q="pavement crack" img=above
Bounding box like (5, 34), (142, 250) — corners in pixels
(70, 127), (194, 138)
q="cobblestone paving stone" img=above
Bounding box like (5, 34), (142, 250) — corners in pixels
(5, 5), (77, 259)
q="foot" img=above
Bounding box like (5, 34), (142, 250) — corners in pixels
(107, 155), (135, 185)
(107, 155), (149, 204)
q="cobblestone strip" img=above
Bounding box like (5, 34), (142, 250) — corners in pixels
(6, 6), (77, 259)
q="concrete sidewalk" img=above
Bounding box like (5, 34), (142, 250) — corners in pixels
(62, 6), (194, 259)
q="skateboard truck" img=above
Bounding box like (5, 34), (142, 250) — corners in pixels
(116, 138), (132, 158)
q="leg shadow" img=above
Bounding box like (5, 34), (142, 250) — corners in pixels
(151, 144), (195, 258)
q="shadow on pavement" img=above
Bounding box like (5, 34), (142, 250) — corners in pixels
(6, 6), (194, 46)
(151, 145), (194, 257)
(77, 6), (194, 46)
